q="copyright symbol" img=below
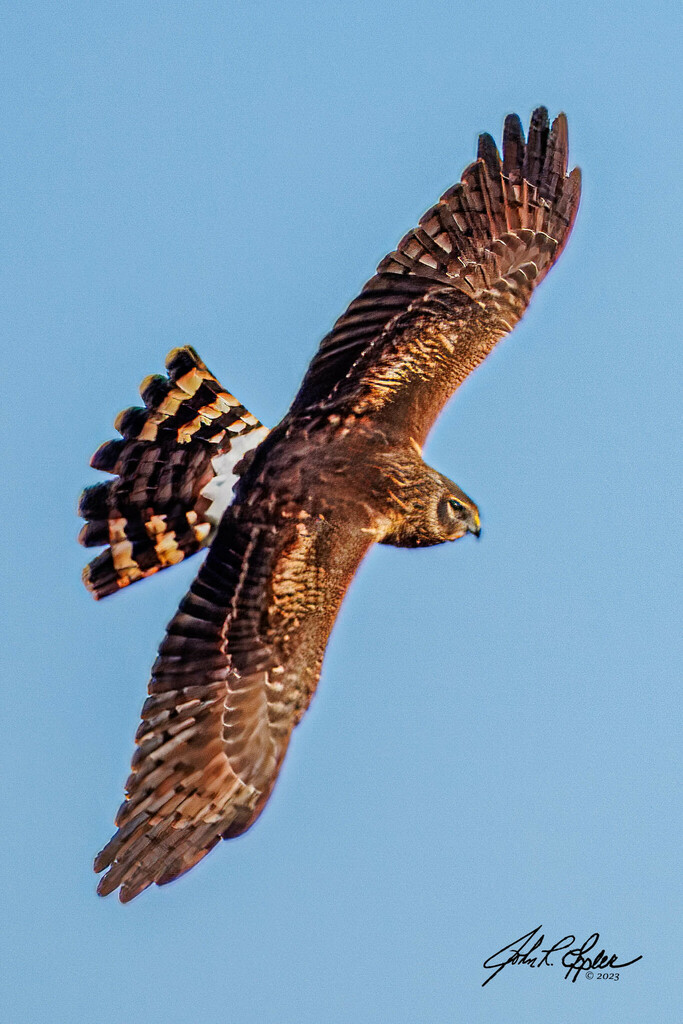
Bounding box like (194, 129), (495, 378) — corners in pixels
(586, 972), (594, 979)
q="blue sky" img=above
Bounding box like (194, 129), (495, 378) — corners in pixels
(2, 3), (680, 1022)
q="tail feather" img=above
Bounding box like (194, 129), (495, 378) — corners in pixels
(79, 346), (269, 599)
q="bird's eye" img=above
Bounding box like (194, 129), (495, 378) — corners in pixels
(437, 495), (461, 529)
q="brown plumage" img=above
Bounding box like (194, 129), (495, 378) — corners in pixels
(81, 108), (580, 901)
(79, 347), (268, 598)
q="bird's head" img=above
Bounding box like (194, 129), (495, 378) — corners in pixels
(378, 449), (480, 548)
(432, 476), (481, 542)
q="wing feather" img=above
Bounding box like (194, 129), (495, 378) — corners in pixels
(95, 499), (370, 900)
(288, 108), (580, 441)
(92, 107), (580, 901)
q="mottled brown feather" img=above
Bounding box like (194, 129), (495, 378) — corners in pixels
(95, 476), (373, 899)
(288, 107), (580, 439)
(91, 109), (580, 899)
(79, 346), (267, 599)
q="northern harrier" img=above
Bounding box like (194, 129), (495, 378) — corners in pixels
(79, 108), (580, 900)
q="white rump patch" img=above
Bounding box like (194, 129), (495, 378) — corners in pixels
(201, 425), (270, 526)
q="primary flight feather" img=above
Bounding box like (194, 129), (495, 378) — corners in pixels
(79, 107), (580, 901)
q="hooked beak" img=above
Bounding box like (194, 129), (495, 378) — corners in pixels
(468, 512), (481, 539)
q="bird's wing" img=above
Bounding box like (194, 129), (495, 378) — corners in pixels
(288, 108), (580, 445)
(95, 495), (371, 901)
(79, 346), (268, 599)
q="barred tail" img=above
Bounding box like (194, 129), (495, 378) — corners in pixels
(78, 346), (269, 599)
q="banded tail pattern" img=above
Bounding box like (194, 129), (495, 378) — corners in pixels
(78, 346), (269, 599)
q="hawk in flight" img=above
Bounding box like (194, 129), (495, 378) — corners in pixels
(80, 108), (580, 900)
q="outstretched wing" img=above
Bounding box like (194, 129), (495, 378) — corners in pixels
(288, 108), (580, 444)
(95, 494), (371, 901)
(79, 346), (268, 599)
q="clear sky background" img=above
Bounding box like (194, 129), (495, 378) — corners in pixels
(2, 3), (681, 1022)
